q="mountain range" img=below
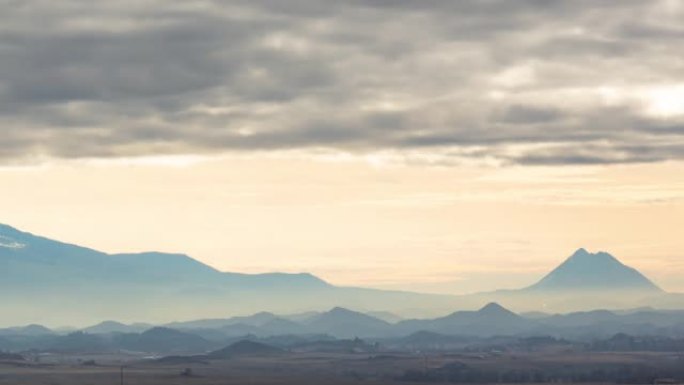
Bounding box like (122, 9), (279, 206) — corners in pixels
(1, 222), (682, 326)
(4, 303), (684, 355)
(0, 223), (456, 326)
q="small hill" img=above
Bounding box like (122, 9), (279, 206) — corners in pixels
(115, 327), (213, 354)
(226, 312), (279, 327)
(208, 340), (283, 358)
(542, 309), (620, 328)
(396, 303), (532, 337)
(477, 302), (519, 319)
(220, 323), (262, 337)
(259, 318), (307, 335)
(82, 321), (151, 334)
(167, 312), (279, 330)
(436, 302), (530, 335)
(48, 332), (109, 353)
(0, 324), (53, 336)
(307, 307), (392, 338)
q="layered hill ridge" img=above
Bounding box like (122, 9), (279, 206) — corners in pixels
(7, 303), (684, 355)
(305, 307), (393, 338)
(208, 340), (285, 358)
(395, 302), (532, 336)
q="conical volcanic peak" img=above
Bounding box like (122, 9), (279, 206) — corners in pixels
(527, 249), (662, 293)
(478, 302), (516, 317)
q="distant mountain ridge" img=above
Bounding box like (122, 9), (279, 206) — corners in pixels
(0, 223), (327, 288)
(456, 248), (674, 313)
(1, 222), (682, 326)
(305, 307), (393, 338)
(6, 304), (684, 355)
(0, 223), (458, 326)
(526, 248), (662, 293)
(396, 302), (532, 336)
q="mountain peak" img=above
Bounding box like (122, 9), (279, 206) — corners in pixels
(327, 307), (363, 317)
(569, 248), (617, 262)
(572, 247), (589, 256)
(306, 307), (390, 338)
(479, 302), (508, 313)
(527, 249), (662, 293)
(477, 302), (518, 318)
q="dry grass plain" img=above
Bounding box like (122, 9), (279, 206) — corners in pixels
(1, 351), (682, 385)
(0, 352), (431, 385)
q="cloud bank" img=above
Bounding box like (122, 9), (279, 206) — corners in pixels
(1, 0), (683, 165)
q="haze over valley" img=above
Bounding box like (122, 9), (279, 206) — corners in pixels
(1, 0), (683, 383)
(1, 223), (682, 328)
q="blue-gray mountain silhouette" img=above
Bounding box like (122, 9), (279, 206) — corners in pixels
(208, 340), (284, 358)
(2, 223), (681, 325)
(306, 307), (392, 338)
(0, 223), (458, 326)
(82, 321), (152, 334)
(526, 248), (662, 293)
(0, 223), (327, 288)
(396, 302), (531, 336)
(114, 327), (213, 354)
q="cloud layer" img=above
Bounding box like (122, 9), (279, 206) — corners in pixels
(1, 0), (683, 164)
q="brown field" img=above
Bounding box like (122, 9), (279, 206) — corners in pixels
(1, 351), (682, 385)
(1, 352), (425, 385)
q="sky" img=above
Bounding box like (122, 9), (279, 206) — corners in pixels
(0, 0), (683, 294)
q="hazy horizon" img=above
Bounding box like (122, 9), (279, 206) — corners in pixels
(1, 158), (683, 295)
(3, 3), (684, 384)
(4, 210), (679, 295)
(1, 1), (683, 296)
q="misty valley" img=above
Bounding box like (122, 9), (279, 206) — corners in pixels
(2, 224), (684, 384)
(2, 306), (684, 384)
(2, 0), (683, 382)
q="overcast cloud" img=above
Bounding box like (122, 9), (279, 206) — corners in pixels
(1, 0), (683, 165)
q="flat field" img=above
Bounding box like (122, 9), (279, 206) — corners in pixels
(1, 351), (682, 385)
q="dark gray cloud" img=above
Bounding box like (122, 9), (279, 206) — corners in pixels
(0, 0), (683, 165)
